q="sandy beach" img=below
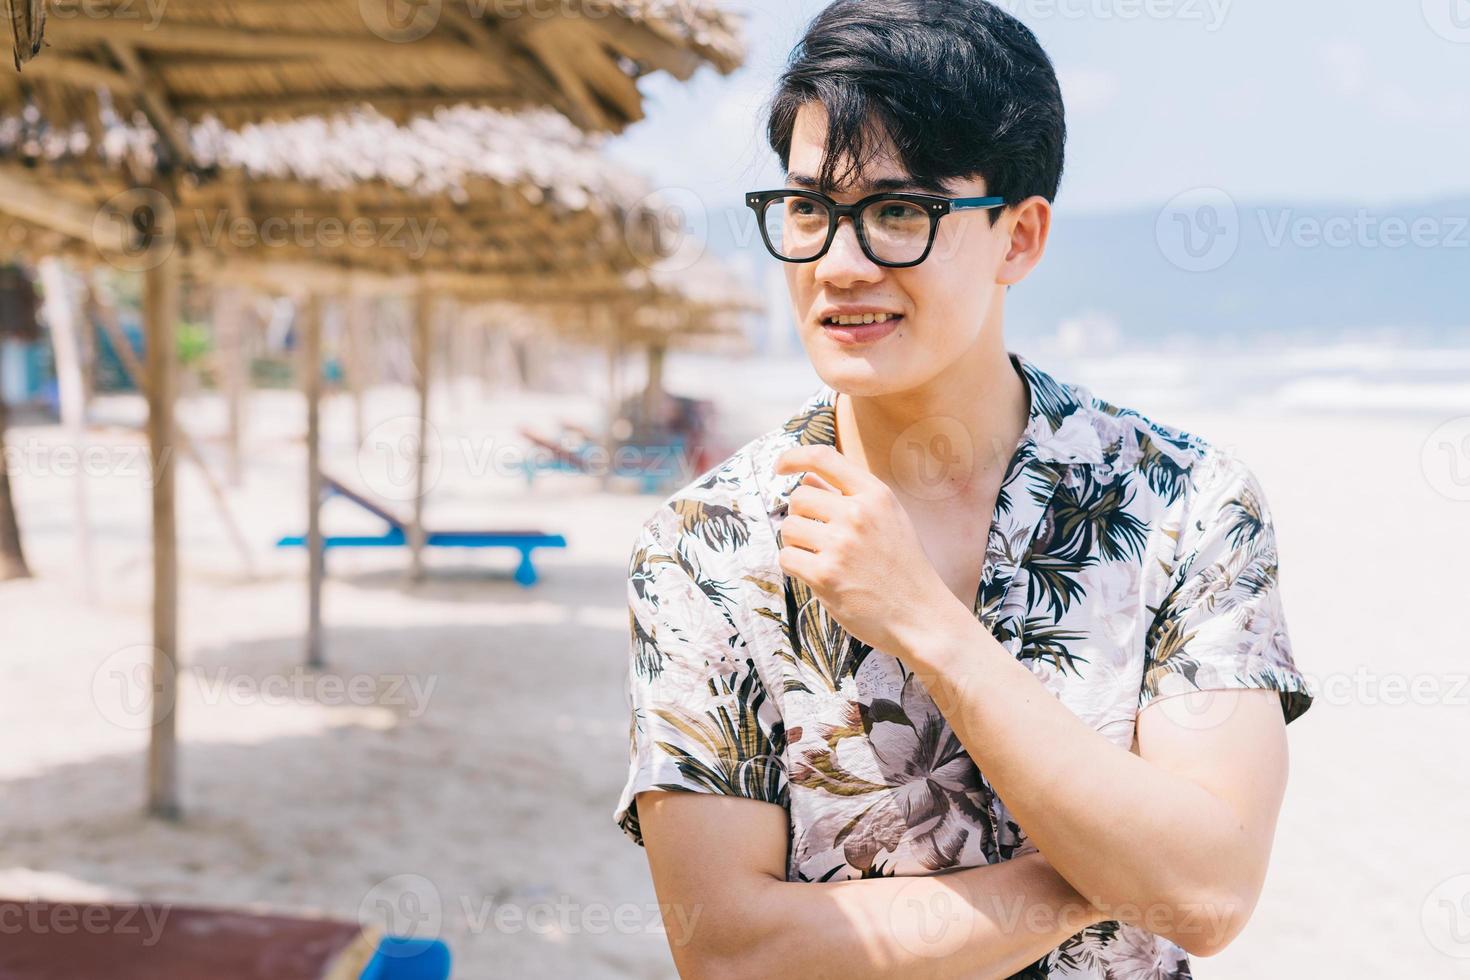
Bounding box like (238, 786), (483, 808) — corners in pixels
(2, 342), (1467, 978)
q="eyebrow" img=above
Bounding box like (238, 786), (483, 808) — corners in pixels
(785, 171), (952, 196)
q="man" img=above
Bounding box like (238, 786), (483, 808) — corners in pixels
(612, 2), (1313, 976)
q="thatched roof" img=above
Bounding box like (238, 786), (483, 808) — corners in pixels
(0, 102), (756, 332)
(192, 104), (651, 208)
(0, 0), (743, 142)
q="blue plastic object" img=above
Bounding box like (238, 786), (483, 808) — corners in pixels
(274, 474), (566, 586)
(359, 936), (452, 979)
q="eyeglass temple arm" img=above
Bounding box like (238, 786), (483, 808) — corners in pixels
(950, 196), (1007, 211)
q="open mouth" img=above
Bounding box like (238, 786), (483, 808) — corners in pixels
(818, 312), (904, 346)
(821, 313), (903, 326)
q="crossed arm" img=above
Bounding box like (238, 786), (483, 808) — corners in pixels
(638, 789), (1105, 980)
(636, 441), (1292, 977)
(636, 609), (1288, 978)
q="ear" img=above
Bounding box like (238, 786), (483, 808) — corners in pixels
(996, 195), (1052, 287)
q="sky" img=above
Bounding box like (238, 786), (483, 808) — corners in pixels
(607, 0), (1470, 217)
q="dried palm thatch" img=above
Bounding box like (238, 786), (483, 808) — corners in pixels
(0, 102), (756, 334)
(1, 0), (743, 139)
(4, 0), (44, 71)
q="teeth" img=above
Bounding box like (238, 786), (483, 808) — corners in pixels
(826, 313), (897, 325)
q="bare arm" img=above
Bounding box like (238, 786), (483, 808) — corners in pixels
(776, 443), (1293, 957)
(904, 604), (1289, 957)
(637, 789), (1105, 979)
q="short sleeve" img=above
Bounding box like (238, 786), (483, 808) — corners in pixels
(612, 516), (790, 848)
(1140, 450), (1314, 724)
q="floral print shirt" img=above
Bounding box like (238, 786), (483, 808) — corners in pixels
(613, 350), (1314, 978)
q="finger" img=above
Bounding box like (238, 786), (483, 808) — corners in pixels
(800, 471), (841, 494)
(778, 514), (830, 553)
(789, 482), (843, 521)
(773, 444), (869, 495)
(777, 543), (821, 586)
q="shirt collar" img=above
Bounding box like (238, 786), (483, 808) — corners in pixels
(756, 350), (1103, 517)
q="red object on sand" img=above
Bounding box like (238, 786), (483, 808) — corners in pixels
(0, 900), (377, 980)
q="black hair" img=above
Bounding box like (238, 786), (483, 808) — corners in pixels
(764, 0), (1066, 222)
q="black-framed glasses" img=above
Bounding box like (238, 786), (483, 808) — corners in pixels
(744, 188), (1006, 268)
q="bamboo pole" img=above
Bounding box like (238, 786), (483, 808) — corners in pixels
(90, 281), (256, 577)
(343, 291), (368, 453)
(643, 342), (666, 430)
(409, 282), (432, 582)
(145, 249), (181, 822)
(444, 298), (464, 419)
(37, 259), (96, 600)
(302, 293), (325, 669)
(602, 315), (619, 493)
(0, 389), (28, 580)
(214, 286), (246, 488)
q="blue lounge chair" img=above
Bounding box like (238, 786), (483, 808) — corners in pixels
(276, 474), (566, 586)
(518, 424), (686, 494)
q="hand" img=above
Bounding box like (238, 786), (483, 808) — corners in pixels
(772, 443), (964, 657)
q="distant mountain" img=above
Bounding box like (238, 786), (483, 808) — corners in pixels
(1009, 195), (1470, 343)
(704, 195), (1470, 349)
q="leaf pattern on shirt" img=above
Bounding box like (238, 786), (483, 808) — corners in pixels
(614, 350), (1313, 980)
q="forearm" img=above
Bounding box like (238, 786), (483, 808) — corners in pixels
(703, 852), (1102, 980)
(897, 604), (1257, 952)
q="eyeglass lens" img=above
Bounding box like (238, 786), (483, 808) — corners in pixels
(760, 195), (932, 264)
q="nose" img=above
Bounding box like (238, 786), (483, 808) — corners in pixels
(812, 215), (884, 289)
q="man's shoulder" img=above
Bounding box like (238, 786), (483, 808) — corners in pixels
(1054, 370), (1234, 506)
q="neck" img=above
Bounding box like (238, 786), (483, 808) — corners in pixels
(833, 334), (1029, 500)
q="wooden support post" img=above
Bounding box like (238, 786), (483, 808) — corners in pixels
(0, 388), (28, 580)
(643, 343), (666, 431)
(38, 259), (95, 600)
(214, 286), (246, 488)
(343, 292), (368, 453)
(445, 298), (464, 419)
(91, 282), (256, 578)
(477, 308), (493, 401)
(602, 319), (620, 493)
(409, 284), (432, 582)
(145, 250), (181, 822)
(302, 294), (325, 669)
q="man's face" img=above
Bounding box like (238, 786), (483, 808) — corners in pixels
(780, 102), (1015, 397)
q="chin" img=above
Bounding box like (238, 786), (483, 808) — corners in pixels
(808, 354), (921, 398)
